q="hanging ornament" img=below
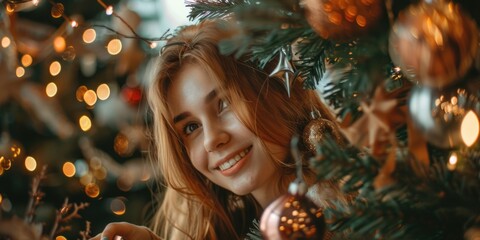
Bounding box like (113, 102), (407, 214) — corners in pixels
(260, 136), (326, 239)
(121, 84), (143, 107)
(270, 46), (295, 97)
(389, 0), (478, 88)
(408, 76), (480, 149)
(340, 83), (408, 158)
(302, 0), (385, 41)
(51, 3), (65, 18)
(303, 108), (344, 153)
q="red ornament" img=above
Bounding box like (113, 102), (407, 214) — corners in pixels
(121, 85), (143, 107)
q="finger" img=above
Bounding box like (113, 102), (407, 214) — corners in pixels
(88, 233), (101, 240)
(100, 222), (136, 240)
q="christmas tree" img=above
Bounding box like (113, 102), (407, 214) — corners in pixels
(187, 0), (480, 239)
(0, 0), (189, 239)
(1, 0), (480, 239)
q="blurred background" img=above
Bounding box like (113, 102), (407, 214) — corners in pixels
(0, 0), (191, 238)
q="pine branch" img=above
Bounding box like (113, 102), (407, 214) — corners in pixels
(245, 219), (263, 240)
(187, 0), (247, 21)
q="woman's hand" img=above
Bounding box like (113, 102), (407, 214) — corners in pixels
(89, 222), (160, 240)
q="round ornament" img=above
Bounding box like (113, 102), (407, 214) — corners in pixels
(260, 181), (326, 240)
(121, 85), (142, 107)
(302, 0), (385, 41)
(408, 78), (480, 149)
(389, 0), (478, 88)
(51, 3), (65, 19)
(303, 110), (343, 152)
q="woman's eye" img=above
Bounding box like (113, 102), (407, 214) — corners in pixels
(219, 99), (230, 112)
(183, 123), (200, 135)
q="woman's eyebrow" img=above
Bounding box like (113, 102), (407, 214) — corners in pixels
(173, 89), (218, 124)
(205, 89), (217, 104)
(173, 112), (190, 124)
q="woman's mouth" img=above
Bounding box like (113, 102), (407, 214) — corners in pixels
(218, 146), (252, 171)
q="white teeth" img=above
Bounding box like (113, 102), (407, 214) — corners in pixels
(218, 147), (251, 171)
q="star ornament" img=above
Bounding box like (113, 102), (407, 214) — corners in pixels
(340, 86), (408, 157)
(269, 46), (295, 97)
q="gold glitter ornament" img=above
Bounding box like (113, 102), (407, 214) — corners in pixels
(260, 136), (326, 239)
(301, 0), (385, 41)
(303, 109), (343, 153)
(389, 0), (478, 88)
(260, 182), (326, 239)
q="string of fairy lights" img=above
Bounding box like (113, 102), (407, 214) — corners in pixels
(1, 0), (161, 220)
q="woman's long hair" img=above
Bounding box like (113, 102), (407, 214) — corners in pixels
(147, 20), (335, 239)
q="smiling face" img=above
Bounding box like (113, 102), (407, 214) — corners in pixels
(167, 63), (287, 205)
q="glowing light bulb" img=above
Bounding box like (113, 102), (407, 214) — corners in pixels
(71, 20), (78, 28)
(447, 152), (458, 171)
(461, 110), (479, 147)
(106, 6), (113, 15)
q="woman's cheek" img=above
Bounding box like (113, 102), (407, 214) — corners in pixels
(187, 139), (208, 171)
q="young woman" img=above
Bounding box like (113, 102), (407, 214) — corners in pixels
(91, 19), (336, 240)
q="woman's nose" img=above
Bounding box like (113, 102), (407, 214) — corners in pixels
(203, 122), (230, 152)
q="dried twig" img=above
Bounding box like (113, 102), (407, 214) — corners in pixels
(49, 198), (90, 239)
(24, 165), (47, 223)
(79, 221), (91, 240)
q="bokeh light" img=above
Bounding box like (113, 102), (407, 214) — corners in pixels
(21, 54), (33, 67)
(110, 198), (126, 215)
(49, 61), (61, 76)
(80, 173), (93, 186)
(74, 159), (88, 177)
(16, 66), (25, 78)
(96, 83), (110, 100)
(45, 82), (58, 97)
(79, 115), (92, 132)
(24, 156), (37, 172)
(106, 5), (113, 15)
(55, 236), (67, 240)
(82, 28), (97, 43)
(85, 182), (100, 198)
(62, 161), (76, 177)
(1, 37), (11, 48)
(461, 110), (479, 147)
(83, 90), (97, 106)
(53, 36), (66, 53)
(107, 39), (122, 55)
(76, 86), (88, 102)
